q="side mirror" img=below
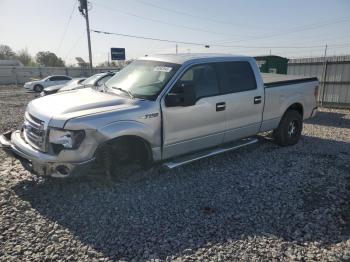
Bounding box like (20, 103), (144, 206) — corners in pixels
(165, 93), (183, 107)
(165, 81), (196, 107)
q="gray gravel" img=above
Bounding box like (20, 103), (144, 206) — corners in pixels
(1, 86), (350, 261)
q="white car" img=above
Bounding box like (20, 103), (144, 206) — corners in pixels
(40, 78), (86, 96)
(23, 75), (72, 92)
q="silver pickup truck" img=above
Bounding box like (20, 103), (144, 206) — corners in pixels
(0, 54), (319, 178)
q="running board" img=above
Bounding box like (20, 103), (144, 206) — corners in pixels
(163, 137), (258, 169)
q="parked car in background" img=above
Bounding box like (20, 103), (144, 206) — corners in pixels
(40, 78), (86, 96)
(24, 75), (72, 92)
(58, 72), (116, 93)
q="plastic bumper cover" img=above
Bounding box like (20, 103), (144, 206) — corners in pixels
(0, 130), (95, 178)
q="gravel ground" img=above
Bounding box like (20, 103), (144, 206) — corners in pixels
(0, 86), (350, 261)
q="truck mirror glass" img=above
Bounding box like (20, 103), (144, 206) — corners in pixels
(165, 93), (183, 107)
(166, 81), (196, 107)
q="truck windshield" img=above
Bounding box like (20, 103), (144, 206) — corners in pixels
(105, 60), (180, 100)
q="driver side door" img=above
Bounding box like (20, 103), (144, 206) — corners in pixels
(162, 63), (226, 159)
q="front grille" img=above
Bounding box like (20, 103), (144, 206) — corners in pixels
(23, 112), (46, 151)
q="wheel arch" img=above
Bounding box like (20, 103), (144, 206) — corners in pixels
(284, 102), (304, 119)
(96, 120), (159, 163)
(95, 134), (154, 166)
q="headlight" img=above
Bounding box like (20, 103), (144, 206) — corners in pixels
(49, 128), (85, 149)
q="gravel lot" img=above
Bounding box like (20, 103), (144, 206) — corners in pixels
(0, 86), (350, 261)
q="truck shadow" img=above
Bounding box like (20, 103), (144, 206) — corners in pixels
(12, 135), (350, 261)
(304, 110), (350, 128)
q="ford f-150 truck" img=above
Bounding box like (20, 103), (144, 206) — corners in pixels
(0, 54), (318, 178)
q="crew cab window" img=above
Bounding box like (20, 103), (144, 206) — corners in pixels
(219, 61), (257, 93)
(177, 64), (219, 99)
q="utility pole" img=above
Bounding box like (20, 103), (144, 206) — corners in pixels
(320, 44), (328, 107)
(175, 44), (178, 54)
(78, 0), (93, 75)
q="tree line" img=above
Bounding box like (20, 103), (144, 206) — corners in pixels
(0, 44), (65, 67)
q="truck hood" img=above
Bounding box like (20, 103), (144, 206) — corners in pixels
(27, 88), (137, 128)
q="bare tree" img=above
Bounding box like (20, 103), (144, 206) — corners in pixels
(16, 48), (33, 66)
(0, 45), (16, 59)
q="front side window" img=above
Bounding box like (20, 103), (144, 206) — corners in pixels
(175, 64), (219, 100)
(105, 60), (180, 100)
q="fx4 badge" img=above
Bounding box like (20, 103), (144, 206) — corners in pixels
(140, 113), (159, 119)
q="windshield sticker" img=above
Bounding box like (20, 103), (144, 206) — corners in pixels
(154, 66), (172, 72)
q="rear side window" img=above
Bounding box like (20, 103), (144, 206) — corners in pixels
(49, 76), (60, 81)
(50, 76), (70, 81)
(178, 64), (219, 100)
(219, 61), (257, 93)
(60, 76), (71, 80)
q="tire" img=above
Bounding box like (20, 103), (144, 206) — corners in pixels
(273, 110), (303, 146)
(33, 84), (43, 93)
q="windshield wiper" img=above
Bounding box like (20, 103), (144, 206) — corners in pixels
(111, 86), (134, 99)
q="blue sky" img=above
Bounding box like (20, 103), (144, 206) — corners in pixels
(1, 0), (350, 65)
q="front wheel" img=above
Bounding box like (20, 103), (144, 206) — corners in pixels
(273, 110), (303, 146)
(33, 84), (43, 92)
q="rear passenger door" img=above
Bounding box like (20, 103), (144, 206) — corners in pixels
(216, 61), (264, 142)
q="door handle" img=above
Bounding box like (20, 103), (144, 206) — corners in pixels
(254, 96), (262, 104)
(216, 102), (226, 111)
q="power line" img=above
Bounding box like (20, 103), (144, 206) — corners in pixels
(90, 0), (249, 38)
(133, 0), (270, 30)
(91, 29), (350, 49)
(56, 0), (77, 53)
(215, 16), (350, 44)
(92, 29), (209, 46)
(64, 31), (85, 59)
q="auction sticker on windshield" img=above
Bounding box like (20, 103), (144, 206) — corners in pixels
(154, 66), (172, 72)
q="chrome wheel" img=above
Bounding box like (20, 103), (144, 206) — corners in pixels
(288, 120), (297, 137)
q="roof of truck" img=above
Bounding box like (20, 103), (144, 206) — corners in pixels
(139, 53), (250, 64)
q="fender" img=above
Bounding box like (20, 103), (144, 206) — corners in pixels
(98, 120), (162, 161)
(279, 94), (305, 119)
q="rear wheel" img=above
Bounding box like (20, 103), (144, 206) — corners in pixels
(273, 110), (303, 146)
(33, 84), (43, 92)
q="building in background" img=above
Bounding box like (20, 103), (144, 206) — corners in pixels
(0, 60), (23, 67)
(254, 55), (289, 74)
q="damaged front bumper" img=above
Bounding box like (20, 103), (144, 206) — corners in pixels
(0, 130), (95, 178)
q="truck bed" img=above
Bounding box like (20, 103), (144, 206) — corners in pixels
(262, 73), (318, 88)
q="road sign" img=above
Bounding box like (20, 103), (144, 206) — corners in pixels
(111, 48), (126, 60)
